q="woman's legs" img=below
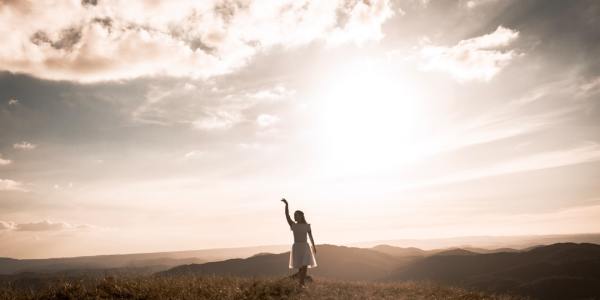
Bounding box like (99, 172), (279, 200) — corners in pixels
(298, 266), (308, 285)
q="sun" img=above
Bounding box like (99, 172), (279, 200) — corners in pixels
(314, 61), (428, 176)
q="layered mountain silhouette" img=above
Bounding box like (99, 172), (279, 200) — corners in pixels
(391, 243), (600, 299)
(161, 243), (600, 300)
(161, 245), (410, 281)
(0, 245), (289, 275)
(3, 241), (600, 299)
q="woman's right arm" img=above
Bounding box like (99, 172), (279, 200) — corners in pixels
(281, 198), (293, 227)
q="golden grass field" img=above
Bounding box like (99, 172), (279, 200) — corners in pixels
(1, 275), (523, 300)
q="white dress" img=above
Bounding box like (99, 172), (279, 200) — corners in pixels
(289, 223), (317, 269)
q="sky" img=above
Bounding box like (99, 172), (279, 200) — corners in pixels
(0, 0), (599, 259)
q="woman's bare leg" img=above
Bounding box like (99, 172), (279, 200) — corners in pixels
(299, 266), (308, 286)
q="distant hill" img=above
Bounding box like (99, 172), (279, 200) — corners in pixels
(160, 243), (600, 299)
(0, 244), (289, 275)
(355, 233), (600, 250)
(0, 256), (205, 276)
(161, 244), (411, 281)
(390, 243), (600, 300)
(370, 244), (517, 257)
(4, 242), (600, 299)
(431, 248), (478, 256)
(370, 245), (427, 257)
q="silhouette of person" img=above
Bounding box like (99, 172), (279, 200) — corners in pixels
(281, 198), (317, 286)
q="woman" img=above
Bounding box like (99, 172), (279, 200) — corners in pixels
(281, 198), (317, 286)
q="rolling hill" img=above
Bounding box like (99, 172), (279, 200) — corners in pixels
(0, 244), (289, 275)
(161, 243), (600, 299)
(161, 244), (410, 281)
(390, 243), (600, 299)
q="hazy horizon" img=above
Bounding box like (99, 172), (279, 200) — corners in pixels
(3, 232), (600, 260)
(1, 0), (599, 259)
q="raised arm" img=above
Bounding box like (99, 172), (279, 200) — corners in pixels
(281, 198), (293, 227)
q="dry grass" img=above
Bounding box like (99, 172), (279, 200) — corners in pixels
(0, 275), (524, 300)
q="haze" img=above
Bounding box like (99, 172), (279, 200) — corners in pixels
(1, 0), (599, 259)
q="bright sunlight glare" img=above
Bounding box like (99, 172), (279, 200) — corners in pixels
(315, 61), (430, 176)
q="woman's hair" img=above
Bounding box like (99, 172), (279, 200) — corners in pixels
(294, 210), (307, 224)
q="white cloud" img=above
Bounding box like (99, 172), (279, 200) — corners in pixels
(0, 219), (94, 232)
(420, 26), (520, 81)
(577, 76), (600, 98)
(184, 150), (205, 159)
(463, 0), (497, 9)
(328, 0), (395, 45)
(0, 155), (11, 166)
(0, 221), (16, 231)
(183, 83), (197, 91)
(0, 179), (26, 191)
(256, 114), (280, 127)
(13, 141), (37, 150)
(192, 110), (242, 130)
(402, 143), (600, 191)
(0, 0), (394, 82)
(246, 85), (295, 100)
(485, 143), (600, 176)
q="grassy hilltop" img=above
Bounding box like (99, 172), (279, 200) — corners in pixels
(1, 275), (520, 300)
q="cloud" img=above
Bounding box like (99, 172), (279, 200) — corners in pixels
(420, 26), (520, 81)
(129, 81), (296, 129)
(482, 143), (600, 177)
(463, 0), (498, 9)
(246, 85), (295, 100)
(192, 110), (242, 130)
(0, 221), (16, 231)
(328, 0), (395, 45)
(184, 150), (205, 159)
(0, 0), (394, 82)
(13, 141), (37, 150)
(0, 219), (94, 232)
(14, 220), (71, 231)
(0, 155), (11, 166)
(256, 114), (280, 127)
(0, 179), (26, 191)
(403, 143), (600, 191)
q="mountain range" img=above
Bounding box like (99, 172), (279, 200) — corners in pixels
(161, 243), (600, 300)
(3, 234), (600, 299)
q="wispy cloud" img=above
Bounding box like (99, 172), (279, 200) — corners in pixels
(463, 0), (498, 9)
(256, 114), (280, 127)
(432, 76), (590, 155)
(0, 221), (15, 230)
(420, 26), (520, 81)
(192, 110), (242, 130)
(0, 0), (393, 82)
(184, 150), (205, 159)
(0, 155), (11, 166)
(0, 179), (26, 191)
(246, 85), (295, 101)
(0, 219), (94, 232)
(328, 0), (395, 45)
(402, 143), (600, 191)
(13, 141), (37, 150)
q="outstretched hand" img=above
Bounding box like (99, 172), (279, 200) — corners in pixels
(281, 198), (288, 205)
